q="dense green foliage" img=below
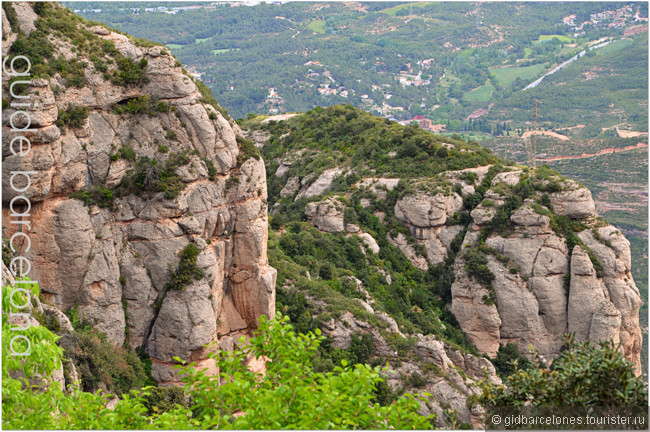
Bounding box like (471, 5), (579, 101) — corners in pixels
(3, 308), (433, 429)
(479, 335), (648, 408)
(56, 103), (89, 129)
(493, 343), (532, 380)
(111, 57), (149, 87)
(70, 183), (115, 209)
(57, 314), (151, 396)
(113, 95), (170, 116)
(464, 248), (495, 286)
(165, 243), (204, 291)
(254, 104), (497, 182)
(118, 152), (190, 200)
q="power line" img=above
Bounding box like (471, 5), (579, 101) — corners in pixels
(527, 99), (538, 168)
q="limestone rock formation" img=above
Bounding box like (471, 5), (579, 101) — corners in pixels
(451, 178), (642, 373)
(304, 198), (346, 233)
(393, 191), (464, 266)
(295, 168), (342, 200)
(2, 3), (275, 385)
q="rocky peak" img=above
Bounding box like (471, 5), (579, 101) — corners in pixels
(2, 3), (275, 384)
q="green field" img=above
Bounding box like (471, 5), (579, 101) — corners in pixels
(490, 63), (547, 87)
(464, 83), (494, 103)
(166, 43), (184, 50)
(598, 37), (634, 55)
(537, 34), (575, 43)
(381, 2), (432, 16)
(440, 131), (494, 141)
(212, 48), (240, 55)
(307, 20), (326, 33)
(196, 37), (212, 43)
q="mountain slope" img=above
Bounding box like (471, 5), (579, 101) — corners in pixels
(241, 105), (642, 387)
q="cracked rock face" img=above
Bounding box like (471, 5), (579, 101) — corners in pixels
(452, 194), (641, 374)
(2, 4), (275, 385)
(394, 191), (463, 266)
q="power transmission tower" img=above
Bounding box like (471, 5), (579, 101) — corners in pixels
(527, 99), (538, 168)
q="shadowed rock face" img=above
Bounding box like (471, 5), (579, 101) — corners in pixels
(2, 3), (275, 384)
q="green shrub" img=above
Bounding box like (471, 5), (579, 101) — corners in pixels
(111, 57), (149, 86)
(90, 55), (108, 72)
(479, 335), (647, 409)
(57, 329), (149, 396)
(56, 103), (88, 129)
(319, 262), (333, 280)
(165, 130), (178, 141)
(236, 135), (261, 164)
(118, 152), (190, 200)
(493, 343), (532, 379)
(166, 243), (204, 291)
(140, 386), (187, 415)
(156, 101), (169, 113)
(406, 372), (427, 388)
(70, 183), (114, 209)
(459, 171), (477, 184)
(202, 157), (217, 180)
(348, 333), (374, 365)
(464, 248), (494, 286)
(123, 95), (152, 115)
(116, 146), (136, 162)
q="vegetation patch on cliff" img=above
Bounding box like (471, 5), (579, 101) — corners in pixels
(165, 243), (204, 291)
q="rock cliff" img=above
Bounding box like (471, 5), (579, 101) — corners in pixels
(452, 177), (641, 374)
(2, 3), (275, 384)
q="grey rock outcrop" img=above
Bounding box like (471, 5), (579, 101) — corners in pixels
(2, 4), (275, 385)
(451, 180), (641, 374)
(394, 191), (463, 266)
(304, 198), (346, 233)
(549, 180), (596, 219)
(295, 168), (342, 200)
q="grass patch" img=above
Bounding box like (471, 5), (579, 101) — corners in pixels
(490, 63), (547, 87)
(463, 83), (494, 103)
(381, 2), (433, 16)
(307, 20), (326, 33)
(537, 34), (574, 43)
(597, 38), (634, 56)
